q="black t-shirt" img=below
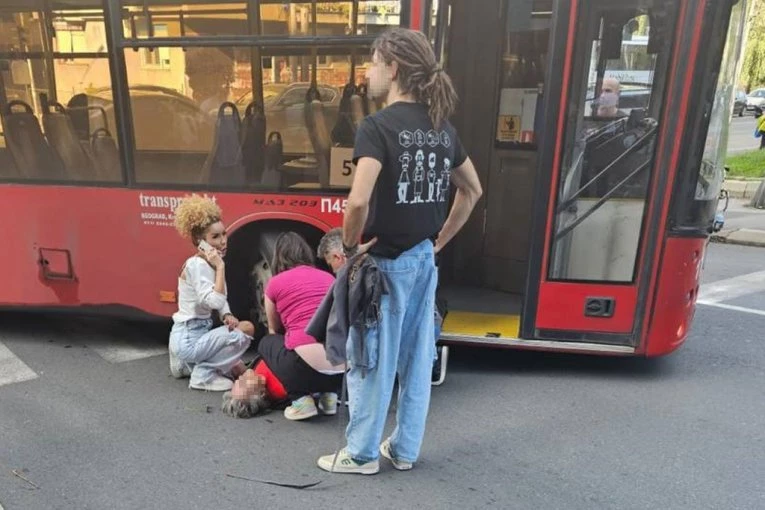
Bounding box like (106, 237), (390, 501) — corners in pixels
(353, 102), (467, 258)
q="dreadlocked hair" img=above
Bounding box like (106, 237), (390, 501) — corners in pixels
(173, 194), (222, 244)
(372, 28), (458, 128)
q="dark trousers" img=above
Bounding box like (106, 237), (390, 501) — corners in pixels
(257, 334), (342, 400)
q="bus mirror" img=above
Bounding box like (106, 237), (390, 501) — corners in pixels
(601, 11), (635, 60)
(647, 12), (670, 54)
(601, 21), (624, 60)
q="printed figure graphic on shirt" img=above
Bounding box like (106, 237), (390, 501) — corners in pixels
(413, 149), (425, 204)
(426, 152), (437, 203)
(397, 152), (412, 204)
(439, 157), (452, 202)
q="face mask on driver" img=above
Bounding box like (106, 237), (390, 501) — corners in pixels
(596, 91), (619, 109)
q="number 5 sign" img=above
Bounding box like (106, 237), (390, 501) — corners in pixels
(330, 147), (356, 187)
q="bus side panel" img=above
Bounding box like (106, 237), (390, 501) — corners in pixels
(1, 185), (341, 316)
(642, 236), (705, 357)
(536, 283), (637, 334)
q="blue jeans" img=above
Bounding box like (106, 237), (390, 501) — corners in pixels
(168, 318), (251, 386)
(345, 240), (438, 464)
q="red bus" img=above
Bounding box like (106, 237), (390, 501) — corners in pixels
(0, 0), (746, 357)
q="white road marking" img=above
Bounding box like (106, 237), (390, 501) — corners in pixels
(0, 342), (38, 388)
(697, 270), (765, 303)
(89, 343), (168, 364)
(696, 301), (765, 317)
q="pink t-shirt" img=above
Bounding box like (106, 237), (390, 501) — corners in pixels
(265, 265), (334, 350)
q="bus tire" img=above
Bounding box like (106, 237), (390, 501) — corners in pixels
(250, 231), (280, 328)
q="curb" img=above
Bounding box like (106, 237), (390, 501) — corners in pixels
(725, 179), (763, 199)
(710, 229), (765, 248)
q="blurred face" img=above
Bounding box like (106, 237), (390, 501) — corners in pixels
(231, 369), (265, 400)
(202, 221), (228, 256)
(366, 50), (395, 100)
(324, 249), (346, 274)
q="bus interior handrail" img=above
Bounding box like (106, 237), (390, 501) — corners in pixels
(555, 158), (652, 241)
(557, 124), (657, 213)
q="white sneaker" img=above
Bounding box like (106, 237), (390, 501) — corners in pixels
(317, 392), (338, 415)
(189, 375), (233, 392)
(380, 438), (413, 471)
(284, 395), (318, 420)
(317, 448), (379, 475)
(169, 350), (191, 379)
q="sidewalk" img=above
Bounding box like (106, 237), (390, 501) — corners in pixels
(711, 195), (765, 248)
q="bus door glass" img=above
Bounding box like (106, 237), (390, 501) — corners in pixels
(535, 0), (680, 339)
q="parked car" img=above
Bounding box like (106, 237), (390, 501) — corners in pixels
(71, 85), (214, 153)
(733, 90), (747, 116)
(69, 83), (342, 156)
(235, 82), (342, 155)
(746, 88), (765, 112)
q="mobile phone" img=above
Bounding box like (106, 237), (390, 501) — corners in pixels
(198, 240), (214, 252)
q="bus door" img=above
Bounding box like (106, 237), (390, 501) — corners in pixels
(523, 0), (684, 351)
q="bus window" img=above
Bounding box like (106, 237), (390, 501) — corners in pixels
(124, 43), (372, 189)
(694, 0), (744, 203)
(123, 45), (241, 185)
(358, 2), (402, 35)
(0, 6), (45, 53)
(549, 0), (679, 282)
(122, 2), (248, 38)
(260, 2), (314, 37)
(672, 0), (746, 232)
(0, 2), (121, 183)
(494, 0), (552, 148)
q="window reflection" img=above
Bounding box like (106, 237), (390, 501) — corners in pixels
(260, 2), (314, 37)
(122, 46), (372, 189)
(122, 2), (248, 38)
(0, 56), (122, 182)
(52, 8), (108, 53)
(0, 10), (45, 53)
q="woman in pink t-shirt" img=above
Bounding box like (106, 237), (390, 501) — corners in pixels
(259, 232), (345, 420)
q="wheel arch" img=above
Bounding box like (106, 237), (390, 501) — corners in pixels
(223, 213), (334, 328)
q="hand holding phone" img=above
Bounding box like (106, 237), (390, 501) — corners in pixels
(198, 240), (223, 268)
(198, 240), (214, 253)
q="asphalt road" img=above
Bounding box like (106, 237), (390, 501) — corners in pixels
(728, 113), (762, 154)
(722, 198), (765, 230)
(0, 243), (764, 510)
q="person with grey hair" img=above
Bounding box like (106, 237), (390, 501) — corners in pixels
(318, 227), (377, 274)
(220, 366), (273, 418)
(317, 227), (346, 274)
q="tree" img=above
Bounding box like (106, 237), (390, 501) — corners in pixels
(741, 0), (765, 91)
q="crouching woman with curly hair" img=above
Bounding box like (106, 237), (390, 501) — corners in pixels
(169, 195), (254, 392)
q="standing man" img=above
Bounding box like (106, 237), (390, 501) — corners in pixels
(317, 28), (482, 474)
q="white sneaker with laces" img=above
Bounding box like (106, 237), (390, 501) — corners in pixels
(284, 395), (318, 420)
(380, 438), (413, 471)
(189, 375), (232, 392)
(317, 448), (379, 475)
(318, 392), (338, 415)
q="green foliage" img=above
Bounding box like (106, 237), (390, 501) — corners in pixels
(742, 0), (765, 91)
(726, 149), (765, 178)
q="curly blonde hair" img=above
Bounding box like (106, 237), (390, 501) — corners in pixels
(173, 194), (222, 243)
